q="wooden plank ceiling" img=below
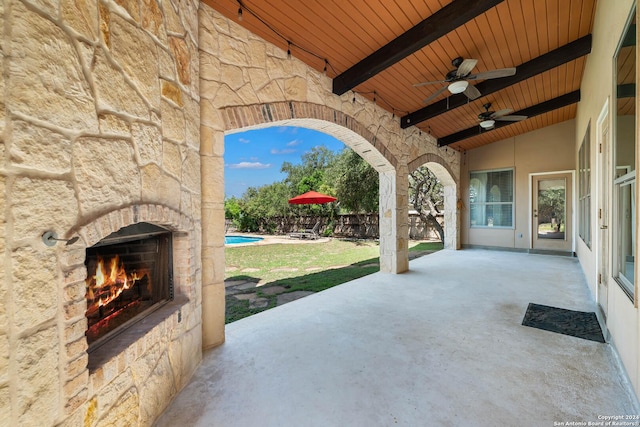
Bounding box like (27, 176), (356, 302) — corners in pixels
(205, 0), (597, 152)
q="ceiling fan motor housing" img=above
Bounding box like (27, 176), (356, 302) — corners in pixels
(445, 69), (460, 81)
(479, 103), (494, 119)
(451, 56), (464, 68)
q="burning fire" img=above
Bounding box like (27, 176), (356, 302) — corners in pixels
(86, 255), (149, 309)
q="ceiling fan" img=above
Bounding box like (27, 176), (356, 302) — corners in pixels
(413, 57), (516, 103)
(477, 103), (527, 130)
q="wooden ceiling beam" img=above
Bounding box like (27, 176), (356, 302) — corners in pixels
(437, 90), (581, 146)
(402, 35), (592, 129)
(332, 0), (504, 96)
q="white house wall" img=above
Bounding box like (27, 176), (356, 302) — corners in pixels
(463, 1), (640, 396)
(575, 0), (640, 395)
(462, 120), (576, 249)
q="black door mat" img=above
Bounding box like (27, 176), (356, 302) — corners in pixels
(522, 303), (605, 343)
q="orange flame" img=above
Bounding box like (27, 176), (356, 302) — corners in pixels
(86, 255), (149, 309)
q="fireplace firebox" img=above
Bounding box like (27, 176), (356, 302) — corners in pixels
(85, 223), (173, 350)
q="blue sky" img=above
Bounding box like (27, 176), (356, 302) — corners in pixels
(224, 126), (345, 198)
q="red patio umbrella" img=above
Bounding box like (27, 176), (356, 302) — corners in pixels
(288, 190), (337, 205)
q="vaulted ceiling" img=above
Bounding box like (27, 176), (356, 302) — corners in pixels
(205, 0), (597, 152)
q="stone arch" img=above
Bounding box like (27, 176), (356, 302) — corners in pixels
(221, 102), (397, 172)
(75, 204), (197, 297)
(199, 5), (461, 347)
(220, 101), (408, 272)
(408, 153), (460, 250)
(76, 205), (192, 245)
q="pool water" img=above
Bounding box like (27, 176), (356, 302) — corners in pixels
(224, 235), (264, 245)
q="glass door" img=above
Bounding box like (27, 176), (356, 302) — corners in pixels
(532, 173), (573, 252)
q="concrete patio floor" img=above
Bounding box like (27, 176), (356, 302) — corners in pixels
(155, 249), (640, 426)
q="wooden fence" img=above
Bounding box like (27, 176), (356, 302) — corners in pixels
(228, 213), (443, 240)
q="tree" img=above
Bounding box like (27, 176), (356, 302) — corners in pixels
(223, 195), (256, 232)
(296, 170), (324, 194)
(326, 148), (379, 236)
(224, 197), (242, 220)
(409, 166), (444, 242)
(281, 145), (338, 218)
(242, 182), (294, 232)
(224, 196), (244, 230)
(537, 187), (565, 231)
(281, 145), (337, 194)
(228, 144), (385, 237)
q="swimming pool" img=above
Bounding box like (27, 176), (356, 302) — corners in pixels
(224, 235), (264, 245)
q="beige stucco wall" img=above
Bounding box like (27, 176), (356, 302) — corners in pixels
(574, 0), (640, 395)
(461, 120), (576, 249)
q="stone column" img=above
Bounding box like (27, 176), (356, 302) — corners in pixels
(443, 183), (460, 250)
(200, 124), (226, 349)
(379, 168), (409, 273)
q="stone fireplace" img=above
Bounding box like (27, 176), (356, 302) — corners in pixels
(0, 0), (217, 424)
(68, 207), (203, 423)
(84, 223), (174, 356)
(2, 0), (453, 424)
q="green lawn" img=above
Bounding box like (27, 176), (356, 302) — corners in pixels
(224, 239), (443, 323)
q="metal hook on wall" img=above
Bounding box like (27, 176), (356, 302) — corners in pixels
(42, 231), (80, 247)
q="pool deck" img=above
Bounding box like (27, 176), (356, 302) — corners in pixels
(225, 233), (332, 246)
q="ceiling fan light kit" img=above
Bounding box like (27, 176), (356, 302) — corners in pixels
(480, 119), (495, 129)
(414, 57), (518, 104)
(477, 102), (527, 130)
(448, 80), (468, 94)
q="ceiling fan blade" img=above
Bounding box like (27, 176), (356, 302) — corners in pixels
(456, 58), (478, 77)
(467, 67), (516, 80)
(413, 80), (446, 87)
(423, 85), (449, 103)
(463, 84), (482, 100)
(496, 115), (528, 122)
(491, 108), (514, 118)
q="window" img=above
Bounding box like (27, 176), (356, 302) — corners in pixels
(578, 125), (591, 247)
(470, 168), (514, 228)
(615, 176), (635, 296)
(613, 5), (636, 300)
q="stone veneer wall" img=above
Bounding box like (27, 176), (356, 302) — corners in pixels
(197, 4), (461, 282)
(1, 0), (464, 424)
(1, 0), (203, 426)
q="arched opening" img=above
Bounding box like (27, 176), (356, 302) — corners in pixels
(408, 155), (459, 250)
(201, 102), (457, 347)
(224, 118), (395, 175)
(223, 118), (399, 269)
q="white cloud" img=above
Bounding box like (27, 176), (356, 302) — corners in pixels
(228, 162), (272, 169)
(270, 148), (296, 154)
(286, 139), (301, 147)
(238, 138), (250, 144)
